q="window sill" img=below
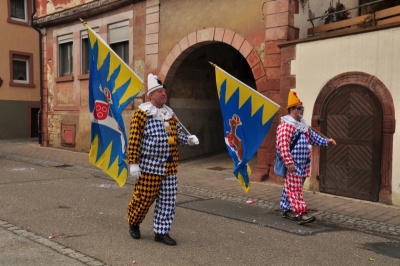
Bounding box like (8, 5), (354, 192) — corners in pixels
(78, 74), (89, 80)
(9, 82), (36, 88)
(55, 75), (74, 83)
(7, 18), (30, 26)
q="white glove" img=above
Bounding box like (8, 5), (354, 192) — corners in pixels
(187, 135), (199, 146)
(129, 164), (141, 179)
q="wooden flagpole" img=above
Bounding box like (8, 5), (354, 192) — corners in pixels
(210, 61), (329, 139)
(143, 78), (192, 135)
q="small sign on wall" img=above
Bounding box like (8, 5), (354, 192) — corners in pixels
(61, 123), (76, 147)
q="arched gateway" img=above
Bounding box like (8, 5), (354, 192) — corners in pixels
(158, 28), (265, 88)
(154, 28), (270, 165)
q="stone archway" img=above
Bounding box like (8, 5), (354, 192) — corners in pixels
(156, 28), (267, 161)
(311, 72), (395, 204)
(157, 28), (266, 90)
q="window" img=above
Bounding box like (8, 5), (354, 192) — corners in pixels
(58, 34), (73, 77)
(110, 42), (129, 64)
(9, 0), (29, 24)
(81, 31), (90, 75)
(108, 21), (129, 65)
(13, 57), (28, 82)
(9, 51), (34, 87)
(81, 28), (98, 75)
(359, 0), (400, 15)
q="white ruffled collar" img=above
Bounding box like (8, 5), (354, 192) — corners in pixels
(138, 102), (174, 121)
(281, 115), (309, 133)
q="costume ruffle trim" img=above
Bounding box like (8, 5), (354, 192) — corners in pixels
(280, 115), (309, 133)
(138, 102), (174, 121)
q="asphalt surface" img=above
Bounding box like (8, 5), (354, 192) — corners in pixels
(0, 138), (400, 265)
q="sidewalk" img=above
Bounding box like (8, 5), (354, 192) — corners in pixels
(1, 137), (400, 239)
(0, 225), (89, 266)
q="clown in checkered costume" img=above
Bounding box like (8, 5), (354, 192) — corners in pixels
(277, 90), (336, 225)
(127, 74), (199, 245)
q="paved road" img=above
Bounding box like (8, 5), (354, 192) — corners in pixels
(0, 138), (399, 265)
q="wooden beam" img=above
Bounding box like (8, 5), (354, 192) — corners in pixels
(308, 14), (370, 36)
(377, 16), (400, 26)
(375, 5), (400, 19)
(308, 5), (400, 36)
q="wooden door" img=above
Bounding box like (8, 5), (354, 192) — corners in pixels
(319, 85), (382, 201)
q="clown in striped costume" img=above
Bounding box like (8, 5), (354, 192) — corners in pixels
(127, 74), (199, 245)
(276, 90), (336, 225)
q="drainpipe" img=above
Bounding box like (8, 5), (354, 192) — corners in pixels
(31, 0), (43, 145)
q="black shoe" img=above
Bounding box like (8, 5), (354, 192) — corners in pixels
(282, 211), (297, 221)
(154, 234), (177, 246)
(129, 224), (141, 239)
(297, 212), (316, 225)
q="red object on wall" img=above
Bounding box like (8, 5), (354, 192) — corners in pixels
(61, 123), (76, 147)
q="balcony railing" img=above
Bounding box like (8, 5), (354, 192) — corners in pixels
(308, 3), (400, 37)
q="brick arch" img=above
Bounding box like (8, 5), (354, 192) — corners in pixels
(311, 72), (395, 204)
(157, 28), (266, 90)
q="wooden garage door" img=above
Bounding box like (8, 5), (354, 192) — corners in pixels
(319, 85), (382, 201)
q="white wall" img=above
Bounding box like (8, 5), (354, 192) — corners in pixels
(291, 27), (400, 205)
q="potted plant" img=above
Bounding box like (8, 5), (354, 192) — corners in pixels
(322, 0), (351, 24)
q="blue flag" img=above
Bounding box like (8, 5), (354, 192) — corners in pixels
(215, 65), (280, 193)
(84, 22), (143, 187)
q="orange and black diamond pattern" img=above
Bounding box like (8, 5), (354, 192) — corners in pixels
(127, 109), (146, 165)
(127, 172), (163, 225)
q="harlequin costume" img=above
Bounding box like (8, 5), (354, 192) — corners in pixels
(126, 74), (198, 245)
(276, 90), (328, 223)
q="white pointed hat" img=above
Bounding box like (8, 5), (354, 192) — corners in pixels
(147, 73), (164, 95)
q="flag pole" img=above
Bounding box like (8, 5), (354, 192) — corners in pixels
(142, 82), (192, 135)
(278, 107), (328, 138)
(210, 61), (330, 139)
(79, 18), (86, 25)
(173, 115), (192, 135)
(82, 16), (192, 136)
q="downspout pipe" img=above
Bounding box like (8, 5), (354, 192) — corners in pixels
(31, 0), (43, 145)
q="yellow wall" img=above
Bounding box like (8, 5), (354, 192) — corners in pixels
(0, 0), (40, 102)
(159, 0), (266, 64)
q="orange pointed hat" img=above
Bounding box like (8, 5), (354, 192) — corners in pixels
(287, 90), (302, 108)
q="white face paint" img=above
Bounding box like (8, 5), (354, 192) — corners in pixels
(292, 105), (304, 121)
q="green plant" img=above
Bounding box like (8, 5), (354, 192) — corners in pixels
(321, 0), (351, 24)
(335, 0), (350, 21)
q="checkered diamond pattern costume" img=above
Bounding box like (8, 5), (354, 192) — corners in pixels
(127, 107), (188, 234)
(276, 115), (328, 216)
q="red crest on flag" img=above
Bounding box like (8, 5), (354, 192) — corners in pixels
(94, 100), (109, 120)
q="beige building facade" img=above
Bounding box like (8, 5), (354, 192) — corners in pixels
(34, 0), (400, 206)
(0, 0), (40, 139)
